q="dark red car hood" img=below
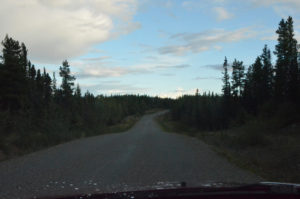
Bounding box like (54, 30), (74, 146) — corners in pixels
(39, 182), (300, 199)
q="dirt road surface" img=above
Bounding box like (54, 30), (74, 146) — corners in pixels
(0, 112), (262, 199)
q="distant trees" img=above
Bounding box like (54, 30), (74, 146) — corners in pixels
(0, 35), (27, 111)
(59, 60), (75, 99)
(222, 57), (231, 99)
(261, 45), (273, 100)
(171, 93), (223, 131)
(274, 17), (299, 101)
(227, 16), (299, 117)
(1, 16), (299, 154)
(74, 84), (82, 98)
(231, 59), (245, 98)
(0, 35), (171, 154)
(243, 57), (263, 112)
(169, 16), (300, 131)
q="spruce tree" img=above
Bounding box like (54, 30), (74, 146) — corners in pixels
(59, 60), (75, 98)
(29, 64), (36, 81)
(273, 17), (299, 100)
(35, 69), (44, 104)
(20, 43), (28, 78)
(274, 19), (288, 99)
(0, 35), (27, 110)
(75, 84), (82, 98)
(52, 72), (57, 94)
(231, 59), (245, 98)
(243, 64), (254, 109)
(251, 57), (264, 109)
(261, 45), (273, 100)
(286, 16), (298, 100)
(222, 57), (231, 98)
(42, 68), (52, 105)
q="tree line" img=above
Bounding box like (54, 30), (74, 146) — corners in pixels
(170, 16), (300, 131)
(0, 35), (171, 154)
(1, 16), (299, 156)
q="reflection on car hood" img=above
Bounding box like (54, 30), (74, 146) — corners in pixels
(39, 181), (300, 199)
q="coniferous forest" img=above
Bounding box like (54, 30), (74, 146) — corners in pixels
(1, 16), (300, 168)
(169, 16), (300, 132)
(0, 35), (171, 157)
(162, 17), (300, 182)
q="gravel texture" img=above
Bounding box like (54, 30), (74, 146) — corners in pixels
(0, 112), (262, 199)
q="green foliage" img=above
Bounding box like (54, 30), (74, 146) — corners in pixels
(230, 127), (270, 149)
(222, 57), (231, 99)
(243, 57), (264, 113)
(0, 36), (172, 158)
(231, 59), (245, 98)
(169, 16), (300, 134)
(261, 45), (273, 100)
(161, 17), (300, 183)
(274, 17), (299, 100)
(0, 35), (27, 111)
(59, 60), (75, 100)
(171, 94), (225, 131)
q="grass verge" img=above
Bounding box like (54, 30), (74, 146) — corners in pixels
(156, 113), (300, 183)
(0, 114), (141, 162)
(103, 115), (140, 134)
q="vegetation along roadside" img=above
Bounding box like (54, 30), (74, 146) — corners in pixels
(0, 34), (172, 161)
(156, 16), (300, 183)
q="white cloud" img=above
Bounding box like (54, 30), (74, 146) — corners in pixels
(194, 76), (221, 80)
(204, 64), (224, 71)
(0, 0), (139, 63)
(261, 34), (277, 41)
(182, 1), (193, 8)
(213, 7), (233, 21)
(82, 56), (111, 62)
(213, 45), (223, 51)
(158, 28), (256, 56)
(164, 0), (173, 8)
(251, 0), (300, 8)
(250, 0), (300, 17)
(80, 81), (149, 95)
(72, 54), (190, 79)
(261, 30), (300, 42)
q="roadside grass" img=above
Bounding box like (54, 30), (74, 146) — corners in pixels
(103, 115), (140, 134)
(156, 113), (300, 183)
(145, 108), (166, 114)
(0, 114), (141, 162)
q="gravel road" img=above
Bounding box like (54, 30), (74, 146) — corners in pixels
(0, 112), (262, 199)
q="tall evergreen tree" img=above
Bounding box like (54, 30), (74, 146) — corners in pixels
(274, 17), (298, 100)
(75, 84), (82, 98)
(261, 45), (273, 100)
(231, 59), (245, 98)
(222, 57), (231, 98)
(286, 16), (298, 100)
(59, 60), (75, 98)
(244, 56), (264, 111)
(42, 68), (52, 105)
(20, 43), (28, 79)
(0, 35), (27, 110)
(274, 19), (288, 99)
(29, 64), (36, 81)
(243, 64), (254, 109)
(252, 57), (264, 103)
(35, 69), (43, 103)
(52, 72), (57, 94)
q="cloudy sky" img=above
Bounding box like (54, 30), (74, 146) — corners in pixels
(1, 0), (300, 98)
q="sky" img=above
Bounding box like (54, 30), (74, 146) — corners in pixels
(1, 0), (300, 98)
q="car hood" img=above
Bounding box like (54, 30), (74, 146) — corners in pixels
(39, 181), (300, 199)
